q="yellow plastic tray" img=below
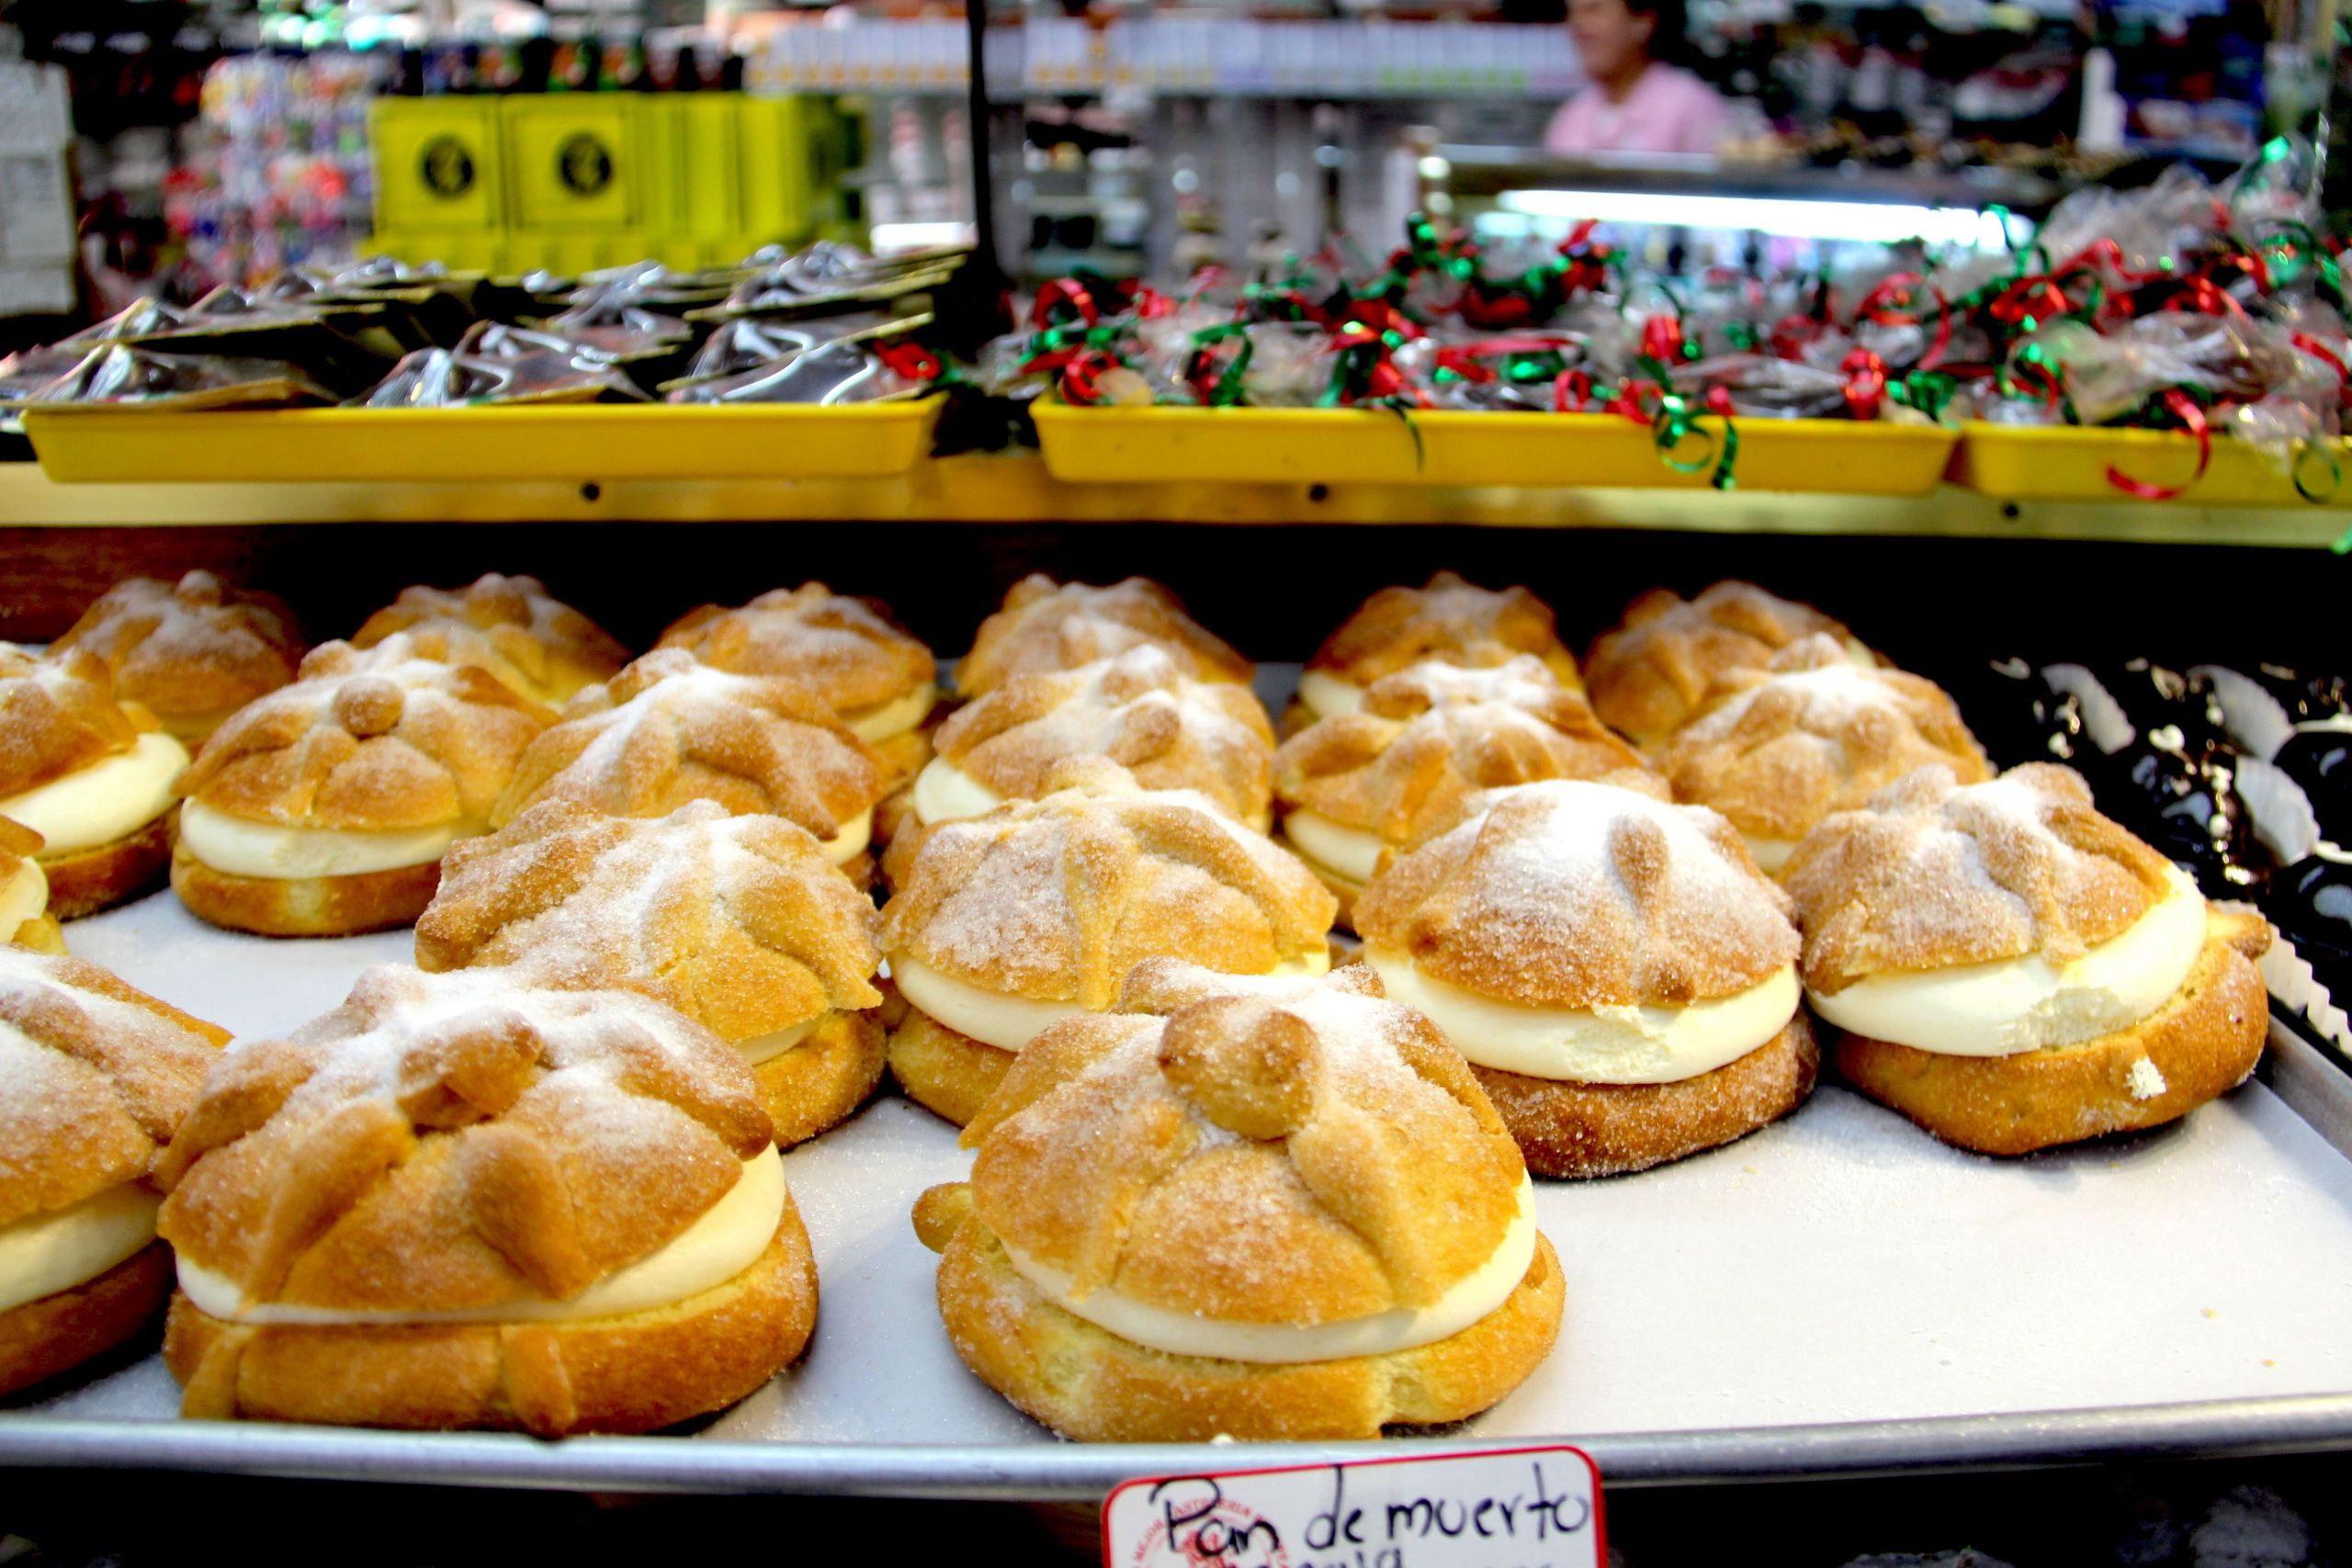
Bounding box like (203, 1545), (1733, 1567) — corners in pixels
(1032, 405), (1961, 494)
(24, 401), (939, 484)
(1952, 423), (2352, 508)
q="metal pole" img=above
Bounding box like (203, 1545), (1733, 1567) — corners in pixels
(965, 0), (1005, 292)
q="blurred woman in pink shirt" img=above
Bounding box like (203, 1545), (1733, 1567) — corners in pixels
(1545, 0), (1727, 156)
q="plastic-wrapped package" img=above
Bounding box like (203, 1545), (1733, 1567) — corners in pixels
(0, 300), (187, 406)
(533, 294), (694, 362)
(354, 332), (647, 408)
(27, 344), (335, 410)
(662, 338), (918, 406)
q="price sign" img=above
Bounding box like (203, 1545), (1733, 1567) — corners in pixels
(1102, 1446), (1603, 1568)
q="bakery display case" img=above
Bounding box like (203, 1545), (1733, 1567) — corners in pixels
(0, 518), (2345, 1506)
(5, 8), (2351, 1551)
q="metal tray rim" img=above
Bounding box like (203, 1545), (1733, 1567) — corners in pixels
(4, 1393), (2350, 1498)
(5, 1010), (2346, 1499)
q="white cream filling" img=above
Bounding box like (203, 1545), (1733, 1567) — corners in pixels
(846, 684), (936, 744)
(1744, 834), (1797, 874)
(1004, 1177), (1537, 1365)
(1283, 808), (1387, 885)
(178, 798), (465, 879)
(1804, 863), (2209, 1056)
(0, 857), (50, 934)
(738, 1018), (816, 1066)
(0, 731), (186, 858)
(1368, 950), (1801, 1085)
(910, 754), (1005, 827)
(175, 1146), (785, 1325)
(1295, 670), (1365, 722)
(822, 807), (875, 866)
(892, 947), (1333, 1054)
(0, 1182), (161, 1314)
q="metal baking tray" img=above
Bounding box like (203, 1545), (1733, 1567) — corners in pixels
(6, 766), (2352, 1497)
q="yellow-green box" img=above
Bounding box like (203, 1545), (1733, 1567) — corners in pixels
(504, 97), (639, 230)
(371, 99), (503, 231)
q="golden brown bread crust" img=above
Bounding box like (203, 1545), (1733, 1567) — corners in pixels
(41, 809), (175, 919)
(51, 572), (304, 742)
(157, 965), (772, 1314)
(1831, 924), (2269, 1156)
(1307, 572), (1581, 692)
(656, 582), (936, 718)
(1354, 780), (1798, 1010)
(491, 649), (896, 837)
(352, 573), (628, 707)
(12, 913), (65, 953)
(1784, 762), (2181, 994)
(881, 785), (1335, 1005)
(966, 966), (1525, 1324)
(887, 1008), (1011, 1128)
(171, 840), (443, 937)
(933, 647), (1275, 829)
(957, 576), (1252, 697)
(0, 645), (151, 797)
(1277, 658), (1651, 847)
(0, 942), (226, 1226)
(762, 1009), (888, 1146)
(165, 1209), (817, 1435)
(177, 638), (554, 833)
(0, 1242), (174, 1399)
(1583, 581), (1857, 745)
(416, 797), (884, 1050)
(1658, 635), (1991, 843)
(923, 1196), (1562, 1441)
(1473, 1012), (1819, 1179)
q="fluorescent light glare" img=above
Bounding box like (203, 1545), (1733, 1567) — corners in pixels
(1496, 188), (2007, 248)
(869, 220), (978, 254)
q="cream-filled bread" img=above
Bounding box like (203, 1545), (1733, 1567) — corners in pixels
(1658, 635), (1990, 870)
(175, 1147), (785, 1326)
(170, 636), (556, 936)
(1002, 1177), (1539, 1364)
(157, 964), (819, 1434)
(956, 575), (1253, 697)
(1297, 571), (1584, 724)
(1582, 580), (1869, 746)
(351, 572), (628, 707)
(910, 646), (1274, 832)
(1372, 956), (1801, 1085)
(1783, 762), (2272, 1155)
(51, 571), (304, 742)
(176, 803), (462, 879)
(0, 1182), (162, 1315)
(491, 649), (897, 875)
(1274, 657), (1653, 918)
(0, 825), (54, 950)
(912, 960), (1561, 1439)
(0, 945), (226, 1397)
(0, 645), (187, 918)
(1806, 861), (2206, 1055)
(657, 582), (938, 743)
(1355, 778), (1813, 1177)
(417, 797), (890, 1146)
(877, 781), (1337, 1125)
(0, 728), (184, 856)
